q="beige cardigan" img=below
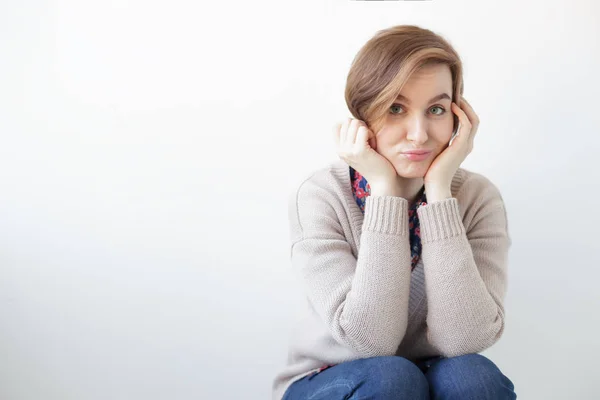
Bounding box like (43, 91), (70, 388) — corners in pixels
(272, 158), (512, 400)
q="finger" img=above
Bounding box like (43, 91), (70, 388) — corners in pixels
(332, 122), (341, 145)
(449, 121), (461, 146)
(451, 103), (469, 145)
(452, 104), (476, 151)
(355, 126), (368, 148)
(455, 100), (478, 148)
(452, 102), (471, 133)
(461, 99), (479, 147)
(355, 121), (370, 146)
(356, 123), (373, 148)
(365, 126), (376, 150)
(458, 98), (479, 126)
(340, 118), (350, 144)
(347, 119), (360, 145)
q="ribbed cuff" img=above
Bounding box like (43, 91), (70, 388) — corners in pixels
(416, 197), (466, 243)
(363, 196), (408, 235)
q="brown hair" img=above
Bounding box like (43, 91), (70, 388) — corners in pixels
(344, 25), (464, 134)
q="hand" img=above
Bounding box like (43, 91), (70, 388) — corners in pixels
(333, 118), (397, 187)
(424, 97), (480, 194)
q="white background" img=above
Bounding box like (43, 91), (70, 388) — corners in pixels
(1, 0), (599, 399)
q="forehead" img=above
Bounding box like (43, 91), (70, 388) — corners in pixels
(398, 64), (452, 100)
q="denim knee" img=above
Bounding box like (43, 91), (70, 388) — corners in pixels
(283, 356), (430, 400)
(356, 356), (429, 399)
(427, 353), (516, 399)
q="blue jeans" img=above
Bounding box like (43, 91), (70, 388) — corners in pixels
(282, 354), (516, 399)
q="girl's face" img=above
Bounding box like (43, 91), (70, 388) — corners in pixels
(374, 63), (456, 179)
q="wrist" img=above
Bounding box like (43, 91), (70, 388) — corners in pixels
(369, 182), (403, 198)
(425, 185), (452, 202)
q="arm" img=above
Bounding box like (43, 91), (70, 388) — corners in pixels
(417, 176), (512, 357)
(289, 179), (413, 357)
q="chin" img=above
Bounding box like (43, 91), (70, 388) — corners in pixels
(392, 161), (430, 179)
(393, 168), (427, 179)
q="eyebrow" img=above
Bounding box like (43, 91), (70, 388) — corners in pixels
(395, 93), (452, 104)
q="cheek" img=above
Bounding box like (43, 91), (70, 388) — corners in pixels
(374, 135), (395, 151)
(433, 128), (454, 145)
(431, 142), (449, 157)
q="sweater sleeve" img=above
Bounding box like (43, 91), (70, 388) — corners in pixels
(288, 179), (413, 357)
(416, 175), (512, 357)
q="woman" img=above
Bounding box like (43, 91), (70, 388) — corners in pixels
(272, 25), (517, 399)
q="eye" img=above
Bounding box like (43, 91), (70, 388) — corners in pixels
(430, 106), (446, 115)
(389, 103), (404, 115)
(389, 103), (447, 116)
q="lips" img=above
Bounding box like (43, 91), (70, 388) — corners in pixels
(402, 150), (432, 155)
(402, 152), (431, 161)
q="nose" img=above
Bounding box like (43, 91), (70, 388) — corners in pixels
(405, 117), (428, 144)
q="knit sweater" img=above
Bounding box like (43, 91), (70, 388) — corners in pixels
(272, 158), (512, 400)
(349, 165), (429, 272)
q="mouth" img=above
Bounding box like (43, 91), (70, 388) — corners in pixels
(401, 150), (432, 155)
(401, 152), (431, 161)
